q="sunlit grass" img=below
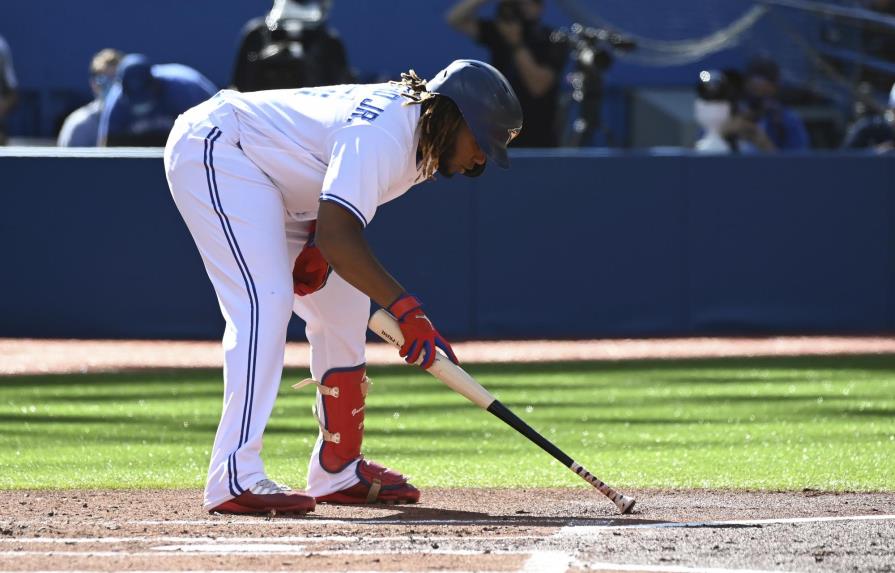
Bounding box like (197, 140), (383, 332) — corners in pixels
(1, 356), (893, 490)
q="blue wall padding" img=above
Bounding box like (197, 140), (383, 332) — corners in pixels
(474, 155), (690, 338)
(685, 156), (893, 334)
(2, 157), (220, 339)
(1, 152), (892, 340)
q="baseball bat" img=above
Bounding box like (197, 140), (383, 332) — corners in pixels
(368, 309), (636, 514)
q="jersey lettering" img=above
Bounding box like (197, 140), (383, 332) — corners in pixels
(349, 98), (386, 122)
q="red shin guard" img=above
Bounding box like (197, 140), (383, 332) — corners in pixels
(293, 366), (420, 504)
(314, 365), (369, 473)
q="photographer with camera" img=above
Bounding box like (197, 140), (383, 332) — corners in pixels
(447, 0), (567, 147)
(722, 56), (809, 152)
(232, 0), (353, 92)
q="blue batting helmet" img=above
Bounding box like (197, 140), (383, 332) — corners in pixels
(426, 59), (523, 169)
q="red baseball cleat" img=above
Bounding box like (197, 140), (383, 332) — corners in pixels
(316, 459), (420, 505)
(209, 479), (315, 515)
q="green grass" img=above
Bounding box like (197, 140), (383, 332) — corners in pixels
(1, 356), (893, 491)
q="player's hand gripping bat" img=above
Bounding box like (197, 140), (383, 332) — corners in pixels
(368, 309), (636, 514)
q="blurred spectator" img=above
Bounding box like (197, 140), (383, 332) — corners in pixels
(447, 0), (567, 147)
(0, 34), (19, 146)
(57, 49), (123, 147)
(693, 70), (736, 153)
(231, 0), (353, 91)
(842, 81), (895, 152)
(722, 56), (810, 152)
(98, 54), (216, 147)
(859, 0), (895, 92)
(866, 0), (895, 15)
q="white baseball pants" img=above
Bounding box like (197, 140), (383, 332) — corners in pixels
(164, 96), (369, 510)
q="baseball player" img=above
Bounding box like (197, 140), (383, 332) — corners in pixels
(164, 59), (522, 514)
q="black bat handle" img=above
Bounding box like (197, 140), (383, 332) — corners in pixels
(487, 400), (575, 466)
(486, 399), (636, 514)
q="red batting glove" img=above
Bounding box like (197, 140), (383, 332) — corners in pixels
(292, 221), (333, 296)
(387, 294), (459, 370)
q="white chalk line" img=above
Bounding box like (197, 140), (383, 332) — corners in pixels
(0, 548), (517, 557)
(0, 569), (507, 573)
(154, 543), (304, 553)
(0, 534), (545, 545)
(4, 540), (805, 573)
(519, 550), (571, 573)
(119, 512), (895, 528)
(579, 564), (790, 573)
(0, 566), (793, 573)
(612, 513), (895, 529)
(126, 517), (582, 526)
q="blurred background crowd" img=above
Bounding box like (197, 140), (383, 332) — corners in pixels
(2, 0), (895, 153)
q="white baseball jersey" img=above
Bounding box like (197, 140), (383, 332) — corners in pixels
(218, 84), (425, 225)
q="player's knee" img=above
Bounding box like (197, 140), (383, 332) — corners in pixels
(304, 313), (367, 346)
(261, 285), (296, 323)
(224, 285), (294, 341)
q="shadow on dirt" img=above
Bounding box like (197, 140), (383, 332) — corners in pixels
(304, 502), (676, 527)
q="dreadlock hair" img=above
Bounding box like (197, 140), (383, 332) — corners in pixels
(392, 69), (466, 180)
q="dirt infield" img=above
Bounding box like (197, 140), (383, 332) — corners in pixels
(1, 488), (893, 572)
